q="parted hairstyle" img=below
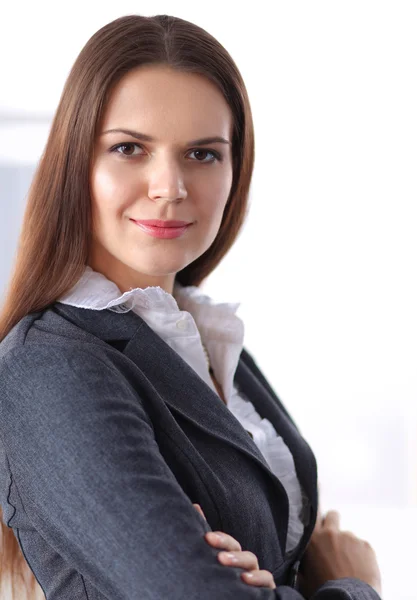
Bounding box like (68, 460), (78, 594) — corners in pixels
(0, 14), (255, 599)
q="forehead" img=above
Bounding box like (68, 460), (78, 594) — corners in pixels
(100, 65), (233, 140)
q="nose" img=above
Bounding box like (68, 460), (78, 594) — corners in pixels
(147, 156), (187, 203)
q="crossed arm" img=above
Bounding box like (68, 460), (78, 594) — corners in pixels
(0, 345), (381, 599)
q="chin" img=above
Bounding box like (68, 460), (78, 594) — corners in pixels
(126, 259), (191, 278)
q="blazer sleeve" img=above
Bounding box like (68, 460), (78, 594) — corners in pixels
(0, 344), (381, 600)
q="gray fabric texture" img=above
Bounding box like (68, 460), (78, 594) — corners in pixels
(0, 303), (381, 599)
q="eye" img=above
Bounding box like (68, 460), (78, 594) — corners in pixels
(187, 149), (221, 163)
(111, 143), (144, 157)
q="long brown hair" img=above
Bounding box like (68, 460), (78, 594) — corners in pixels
(0, 14), (254, 598)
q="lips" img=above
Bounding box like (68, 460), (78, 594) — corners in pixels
(131, 219), (191, 228)
(130, 219), (192, 239)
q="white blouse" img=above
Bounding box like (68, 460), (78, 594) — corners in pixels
(58, 265), (309, 553)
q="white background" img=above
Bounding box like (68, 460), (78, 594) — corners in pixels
(1, 2), (416, 598)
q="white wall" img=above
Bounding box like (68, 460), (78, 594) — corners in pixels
(1, 2), (416, 599)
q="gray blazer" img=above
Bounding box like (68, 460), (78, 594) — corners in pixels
(0, 302), (381, 599)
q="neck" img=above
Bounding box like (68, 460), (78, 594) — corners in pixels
(87, 253), (177, 295)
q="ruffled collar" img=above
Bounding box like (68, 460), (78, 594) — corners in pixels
(58, 265), (181, 313)
(58, 265), (244, 402)
(57, 265), (243, 346)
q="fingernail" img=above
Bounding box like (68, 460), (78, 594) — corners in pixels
(243, 572), (254, 578)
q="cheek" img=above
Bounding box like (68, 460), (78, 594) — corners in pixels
(198, 171), (233, 223)
(91, 161), (138, 217)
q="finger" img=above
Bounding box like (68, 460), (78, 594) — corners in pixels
(217, 550), (259, 571)
(241, 570), (276, 590)
(323, 510), (341, 530)
(192, 503), (207, 520)
(204, 531), (242, 551)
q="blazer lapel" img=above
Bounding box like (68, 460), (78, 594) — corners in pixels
(234, 358), (318, 512)
(123, 316), (276, 472)
(53, 303), (283, 477)
(52, 303), (292, 551)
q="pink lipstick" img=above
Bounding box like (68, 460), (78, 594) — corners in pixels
(130, 219), (192, 239)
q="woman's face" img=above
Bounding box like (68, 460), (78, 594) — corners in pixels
(89, 64), (234, 294)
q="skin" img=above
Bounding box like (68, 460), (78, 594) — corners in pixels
(196, 502), (382, 595)
(299, 510), (382, 597)
(88, 64), (234, 296)
(88, 65), (229, 404)
(193, 504), (276, 589)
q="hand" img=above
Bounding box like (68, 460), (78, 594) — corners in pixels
(298, 510), (382, 598)
(193, 503), (276, 589)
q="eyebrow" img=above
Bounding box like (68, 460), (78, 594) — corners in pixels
(101, 128), (231, 146)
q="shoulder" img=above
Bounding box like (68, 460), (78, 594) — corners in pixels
(0, 308), (124, 399)
(0, 311), (41, 361)
(0, 342), (124, 409)
(0, 304), (109, 365)
(0, 333), (150, 436)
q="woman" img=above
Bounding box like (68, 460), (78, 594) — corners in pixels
(0, 14), (382, 600)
